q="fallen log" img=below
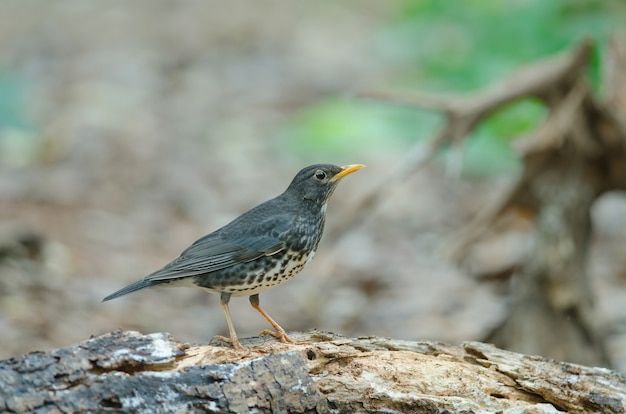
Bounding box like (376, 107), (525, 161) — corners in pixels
(1, 330), (623, 413)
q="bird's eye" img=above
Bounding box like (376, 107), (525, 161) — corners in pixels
(314, 170), (327, 180)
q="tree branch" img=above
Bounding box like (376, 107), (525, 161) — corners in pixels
(328, 39), (594, 243)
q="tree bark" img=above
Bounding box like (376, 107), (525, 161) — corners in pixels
(1, 330), (624, 414)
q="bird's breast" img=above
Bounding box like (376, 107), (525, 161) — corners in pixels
(213, 248), (316, 297)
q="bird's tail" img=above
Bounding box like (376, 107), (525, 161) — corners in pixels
(101, 278), (156, 302)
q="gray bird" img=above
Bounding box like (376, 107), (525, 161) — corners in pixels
(102, 163), (364, 350)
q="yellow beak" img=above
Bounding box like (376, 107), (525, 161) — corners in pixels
(330, 164), (366, 182)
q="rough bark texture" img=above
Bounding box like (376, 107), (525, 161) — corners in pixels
(1, 330), (624, 414)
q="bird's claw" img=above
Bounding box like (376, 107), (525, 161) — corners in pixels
(258, 329), (308, 345)
(209, 335), (246, 352)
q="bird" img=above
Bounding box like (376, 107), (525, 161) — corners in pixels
(102, 163), (364, 350)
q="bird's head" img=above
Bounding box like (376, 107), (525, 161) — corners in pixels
(285, 163), (365, 206)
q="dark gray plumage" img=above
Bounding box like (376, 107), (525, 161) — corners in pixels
(102, 163), (364, 350)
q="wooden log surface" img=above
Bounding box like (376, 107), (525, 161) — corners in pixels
(1, 330), (624, 413)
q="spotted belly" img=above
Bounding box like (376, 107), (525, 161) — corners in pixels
(194, 249), (316, 297)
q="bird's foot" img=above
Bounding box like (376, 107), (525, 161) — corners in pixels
(258, 329), (308, 345)
(209, 335), (246, 352)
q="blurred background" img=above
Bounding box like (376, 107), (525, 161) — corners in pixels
(1, 0), (625, 371)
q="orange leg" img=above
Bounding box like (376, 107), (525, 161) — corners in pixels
(249, 294), (295, 344)
(210, 292), (245, 351)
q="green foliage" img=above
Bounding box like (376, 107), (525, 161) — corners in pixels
(392, 0), (621, 91)
(463, 99), (545, 175)
(0, 73), (29, 130)
(0, 73), (40, 166)
(281, 98), (442, 157)
(285, 0), (624, 175)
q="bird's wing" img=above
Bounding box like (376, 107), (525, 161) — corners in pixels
(144, 215), (291, 282)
